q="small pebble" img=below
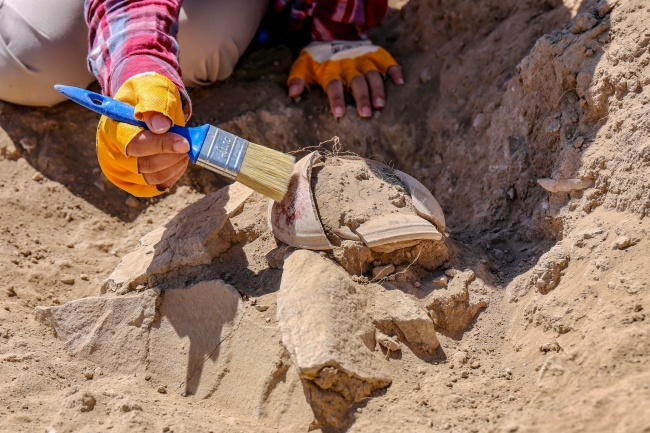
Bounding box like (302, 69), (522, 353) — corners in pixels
(145, 375), (152, 381)
(31, 172), (44, 182)
(157, 386), (167, 394)
(80, 274), (89, 281)
(414, 282), (422, 288)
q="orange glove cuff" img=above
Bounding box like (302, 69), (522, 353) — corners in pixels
(288, 43), (399, 90)
(96, 73), (186, 198)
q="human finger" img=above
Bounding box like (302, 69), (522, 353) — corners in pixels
(142, 111), (172, 134)
(156, 158), (189, 191)
(126, 130), (189, 157)
(142, 155), (189, 186)
(288, 77), (305, 98)
(350, 75), (372, 118)
(137, 153), (188, 174)
(326, 80), (346, 118)
(387, 65), (404, 86)
(365, 70), (386, 109)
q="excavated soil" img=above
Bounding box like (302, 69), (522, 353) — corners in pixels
(1, 0), (650, 432)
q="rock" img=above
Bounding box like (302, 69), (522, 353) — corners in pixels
(472, 113), (490, 130)
(101, 183), (254, 294)
(35, 289), (160, 372)
(452, 351), (469, 365)
(572, 13), (598, 34)
(540, 342), (561, 353)
(157, 386), (167, 394)
(372, 264), (395, 280)
(64, 392), (96, 412)
(84, 370), (93, 380)
(432, 275), (448, 287)
(424, 270), (487, 332)
(60, 277), (75, 285)
(470, 361), (481, 369)
(445, 269), (457, 278)
(31, 172), (44, 182)
(375, 330), (400, 353)
(277, 250), (391, 428)
(532, 245), (569, 294)
(124, 196), (140, 208)
(537, 178), (593, 193)
(6, 286), (16, 297)
(370, 287), (439, 353)
(597, 0), (618, 15)
(420, 68), (432, 84)
(80, 274), (89, 281)
(332, 240), (374, 276)
(19, 137), (37, 154)
(0, 126), (20, 161)
(611, 236), (635, 250)
(265, 243), (292, 269)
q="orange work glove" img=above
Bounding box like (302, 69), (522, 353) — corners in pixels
(288, 40), (402, 118)
(96, 73), (187, 197)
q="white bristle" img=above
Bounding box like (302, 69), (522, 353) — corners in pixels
(236, 142), (295, 202)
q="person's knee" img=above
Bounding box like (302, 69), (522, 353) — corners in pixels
(178, 0), (269, 87)
(0, 0), (93, 106)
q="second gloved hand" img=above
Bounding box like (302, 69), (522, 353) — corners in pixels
(96, 73), (190, 197)
(288, 40), (404, 118)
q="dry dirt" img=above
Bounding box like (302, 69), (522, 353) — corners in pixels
(1, 0), (650, 432)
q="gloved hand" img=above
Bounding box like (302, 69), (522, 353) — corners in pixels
(96, 73), (190, 197)
(288, 40), (404, 118)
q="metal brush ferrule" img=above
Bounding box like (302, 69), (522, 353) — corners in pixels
(195, 126), (249, 180)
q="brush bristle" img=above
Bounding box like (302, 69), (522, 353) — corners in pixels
(236, 142), (295, 202)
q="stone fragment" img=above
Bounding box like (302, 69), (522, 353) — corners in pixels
(0, 126), (20, 161)
(370, 287), (439, 354)
(60, 277), (75, 285)
(101, 183), (254, 294)
(35, 289), (160, 372)
(265, 243), (293, 269)
(64, 392), (96, 412)
(31, 172), (44, 182)
(424, 270), (487, 332)
(472, 113), (490, 130)
(537, 178), (593, 193)
(278, 250), (389, 383)
(332, 240), (374, 276)
(372, 264), (395, 280)
(432, 275), (448, 287)
(124, 196), (140, 208)
(611, 236), (635, 250)
(277, 250), (390, 428)
(375, 330), (400, 353)
(19, 137), (37, 154)
(532, 245), (569, 294)
(572, 13), (598, 34)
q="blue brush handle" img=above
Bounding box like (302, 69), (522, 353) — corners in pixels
(54, 85), (208, 163)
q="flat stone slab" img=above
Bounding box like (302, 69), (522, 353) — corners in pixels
(277, 249), (391, 387)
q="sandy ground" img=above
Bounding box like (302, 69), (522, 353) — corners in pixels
(1, 0), (649, 432)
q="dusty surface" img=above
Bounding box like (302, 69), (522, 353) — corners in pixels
(1, 0), (650, 432)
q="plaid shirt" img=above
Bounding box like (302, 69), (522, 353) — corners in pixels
(85, 0), (388, 118)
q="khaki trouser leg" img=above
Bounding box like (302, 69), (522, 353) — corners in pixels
(0, 0), (269, 106)
(0, 0), (93, 106)
(178, 0), (270, 87)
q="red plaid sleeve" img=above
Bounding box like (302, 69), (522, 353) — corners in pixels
(275, 0), (388, 41)
(85, 0), (191, 119)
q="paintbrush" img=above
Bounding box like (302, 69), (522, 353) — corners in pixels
(54, 85), (295, 202)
